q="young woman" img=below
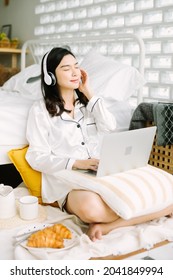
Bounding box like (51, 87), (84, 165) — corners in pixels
(26, 47), (120, 241)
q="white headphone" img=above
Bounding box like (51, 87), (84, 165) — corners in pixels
(43, 51), (56, 86)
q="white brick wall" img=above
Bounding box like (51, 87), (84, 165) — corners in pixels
(34, 0), (173, 102)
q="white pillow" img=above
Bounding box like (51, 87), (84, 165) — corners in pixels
(104, 100), (133, 129)
(97, 165), (173, 219)
(80, 50), (145, 101)
(57, 165), (173, 220)
(2, 64), (42, 100)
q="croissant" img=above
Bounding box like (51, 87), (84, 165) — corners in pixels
(26, 223), (72, 248)
(27, 231), (64, 248)
(51, 224), (72, 239)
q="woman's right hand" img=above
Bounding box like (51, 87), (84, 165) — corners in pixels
(72, 158), (99, 171)
(78, 69), (94, 100)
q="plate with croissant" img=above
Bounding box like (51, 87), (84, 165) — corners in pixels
(16, 223), (78, 251)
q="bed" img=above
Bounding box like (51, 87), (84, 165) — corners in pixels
(1, 33), (173, 260)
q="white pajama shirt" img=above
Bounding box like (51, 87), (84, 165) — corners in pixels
(26, 95), (116, 205)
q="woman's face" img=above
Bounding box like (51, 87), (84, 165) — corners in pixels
(55, 54), (81, 91)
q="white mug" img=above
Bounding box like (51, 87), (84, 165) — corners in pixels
(0, 184), (16, 219)
(19, 196), (38, 220)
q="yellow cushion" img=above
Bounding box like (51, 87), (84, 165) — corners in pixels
(8, 146), (59, 207)
(8, 146), (42, 203)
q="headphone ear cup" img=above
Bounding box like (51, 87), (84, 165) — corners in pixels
(44, 71), (56, 86)
(48, 72), (56, 86)
(44, 72), (52, 86)
(43, 50), (56, 86)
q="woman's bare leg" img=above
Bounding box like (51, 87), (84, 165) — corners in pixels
(66, 190), (119, 223)
(65, 190), (171, 242)
(87, 206), (172, 241)
(65, 189), (119, 241)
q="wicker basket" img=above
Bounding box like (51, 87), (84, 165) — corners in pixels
(0, 41), (10, 48)
(10, 42), (19, 49)
(147, 122), (173, 174)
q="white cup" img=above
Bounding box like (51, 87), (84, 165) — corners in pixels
(19, 196), (38, 220)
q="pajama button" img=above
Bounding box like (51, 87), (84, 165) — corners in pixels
(77, 124), (80, 128)
(81, 142), (85, 145)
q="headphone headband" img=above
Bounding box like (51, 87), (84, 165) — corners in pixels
(43, 50), (56, 86)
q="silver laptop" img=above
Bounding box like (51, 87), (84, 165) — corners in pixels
(93, 126), (156, 177)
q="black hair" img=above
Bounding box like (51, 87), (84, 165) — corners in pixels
(41, 47), (88, 117)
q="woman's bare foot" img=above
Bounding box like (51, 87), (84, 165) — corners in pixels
(86, 217), (126, 242)
(87, 223), (109, 242)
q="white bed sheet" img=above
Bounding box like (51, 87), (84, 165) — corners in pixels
(0, 184), (173, 260)
(0, 89), (37, 164)
(0, 90), (34, 143)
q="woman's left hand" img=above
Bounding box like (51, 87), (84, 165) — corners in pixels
(78, 69), (94, 100)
